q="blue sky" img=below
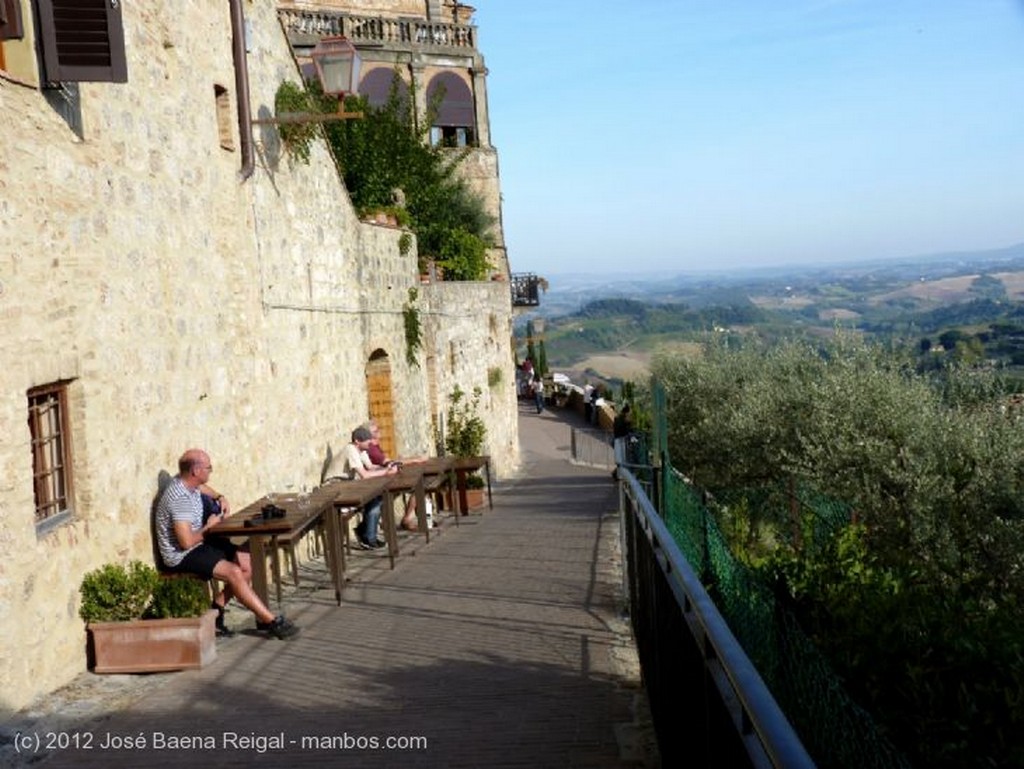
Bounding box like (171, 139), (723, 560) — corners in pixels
(474, 1), (1024, 276)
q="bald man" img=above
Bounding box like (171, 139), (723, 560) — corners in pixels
(155, 448), (298, 639)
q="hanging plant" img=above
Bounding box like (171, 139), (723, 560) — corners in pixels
(274, 81), (320, 164)
(403, 287), (423, 367)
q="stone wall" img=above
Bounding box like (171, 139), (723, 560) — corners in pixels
(0, 0), (516, 712)
(421, 282), (518, 470)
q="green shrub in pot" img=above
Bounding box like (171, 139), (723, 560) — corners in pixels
(79, 561), (159, 623)
(79, 560), (209, 622)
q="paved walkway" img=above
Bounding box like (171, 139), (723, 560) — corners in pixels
(5, 402), (656, 768)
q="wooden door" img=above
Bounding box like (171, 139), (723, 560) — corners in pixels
(365, 351), (397, 459)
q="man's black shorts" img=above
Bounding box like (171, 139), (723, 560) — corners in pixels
(165, 541), (235, 580)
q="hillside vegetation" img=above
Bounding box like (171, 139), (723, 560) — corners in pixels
(529, 247), (1024, 387)
(653, 337), (1024, 769)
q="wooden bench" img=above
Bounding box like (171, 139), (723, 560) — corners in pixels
(272, 514), (327, 586)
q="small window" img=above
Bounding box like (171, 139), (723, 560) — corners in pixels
(214, 84), (234, 151)
(35, 0), (128, 84)
(28, 381), (75, 528)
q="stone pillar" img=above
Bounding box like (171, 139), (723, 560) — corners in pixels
(470, 62), (490, 147)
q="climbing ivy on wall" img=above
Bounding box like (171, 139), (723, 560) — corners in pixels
(276, 75), (495, 280)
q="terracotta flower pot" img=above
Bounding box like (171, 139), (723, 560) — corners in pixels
(446, 487), (485, 514)
(86, 609), (217, 673)
(465, 487), (485, 510)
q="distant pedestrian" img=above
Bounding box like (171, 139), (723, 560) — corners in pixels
(583, 382), (595, 422)
(519, 358), (535, 399)
(589, 385), (603, 425)
(531, 373), (544, 414)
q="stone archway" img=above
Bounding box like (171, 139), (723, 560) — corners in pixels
(365, 349), (397, 459)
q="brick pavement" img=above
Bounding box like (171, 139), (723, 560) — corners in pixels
(6, 402), (655, 768)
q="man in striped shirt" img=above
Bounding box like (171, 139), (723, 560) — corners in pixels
(156, 448), (298, 640)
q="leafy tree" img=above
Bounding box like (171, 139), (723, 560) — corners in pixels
(652, 336), (1024, 768)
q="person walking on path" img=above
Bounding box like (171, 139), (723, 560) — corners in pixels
(531, 373), (545, 413)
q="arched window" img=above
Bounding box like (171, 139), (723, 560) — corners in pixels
(426, 72), (475, 147)
(358, 67), (410, 112)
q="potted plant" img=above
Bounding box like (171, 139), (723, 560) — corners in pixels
(444, 385), (488, 510)
(79, 560), (217, 674)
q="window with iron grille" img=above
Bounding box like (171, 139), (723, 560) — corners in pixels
(27, 381), (74, 526)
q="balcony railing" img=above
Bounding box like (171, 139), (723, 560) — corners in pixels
(279, 8), (476, 53)
(510, 273), (541, 307)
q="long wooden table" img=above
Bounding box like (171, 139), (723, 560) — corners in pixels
(324, 476), (393, 584)
(207, 465), (468, 607)
(380, 457), (460, 544)
(209, 487), (337, 608)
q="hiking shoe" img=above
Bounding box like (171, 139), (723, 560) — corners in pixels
(258, 615), (299, 639)
(374, 538), (387, 548)
(213, 603), (235, 638)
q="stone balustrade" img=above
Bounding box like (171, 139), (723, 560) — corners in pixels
(279, 8), (476, 51)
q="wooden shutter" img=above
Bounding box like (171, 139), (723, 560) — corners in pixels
(36, 0), (127, 83)
(1, 0), (25, 40)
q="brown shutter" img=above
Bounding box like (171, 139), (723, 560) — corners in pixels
(1, 0), (25, 39)
(36, 0), (128, 83)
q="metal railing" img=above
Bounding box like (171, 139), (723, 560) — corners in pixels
(619, 467), (816, 769)
(510, 273), (541, 307)
(569, 426), (614, 469)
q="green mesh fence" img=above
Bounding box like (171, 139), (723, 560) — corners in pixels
(658, 465), (911, 769)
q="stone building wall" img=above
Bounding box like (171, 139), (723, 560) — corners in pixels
(0, 0), (517, 712)
(420, 282), (518, 467)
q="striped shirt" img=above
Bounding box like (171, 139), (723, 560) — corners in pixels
(155, 477), (202, 568)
